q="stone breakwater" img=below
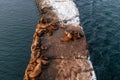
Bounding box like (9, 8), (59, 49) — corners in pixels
(23, 0), (96, 80)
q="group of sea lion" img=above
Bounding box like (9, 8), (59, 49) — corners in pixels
(60, 24), (84, 42)
(24, 17), (59, 80)
(60, 30), (84, 42)
(24, 17), (84, 80)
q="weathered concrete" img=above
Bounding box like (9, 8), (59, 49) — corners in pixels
(23, 0), (96, 80)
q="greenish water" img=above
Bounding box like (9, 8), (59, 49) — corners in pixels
(0, 0), (120, 80)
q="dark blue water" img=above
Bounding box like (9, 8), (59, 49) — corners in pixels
(75, 0), (120, 80)
(0, 0), (39, 80)
(0, 0), (120, 80)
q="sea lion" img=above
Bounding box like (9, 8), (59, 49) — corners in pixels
(32, 35), (40, 46)
(72, 31), (82, 41)
(29, 58), (37, 64)
(36, 57), (48, 65)
(36, 23), (47, 31)
(36, 17), (52, 30)
(33, 32), (37, 38)
(41, 45), (47, 50)
(60, 31), (72, 42)
(37, 29), (46, 36)
(28, 56), (49, 78)
(31, 49), (40, 58)
(29, 62), (42, 78)
(50, 24), (58, 30)
(26, 65), (34, 72)
(24, 74), (29, 80)
(46, 24), (58, 36)
(31, 44), (39, 51)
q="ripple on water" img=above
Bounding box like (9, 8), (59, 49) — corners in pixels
(0, 0), (39, 80)
(75, 0), (120, 80)
(0, 0), (120, 80)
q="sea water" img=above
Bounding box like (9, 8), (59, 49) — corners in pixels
(75, 0), (120, 80)
(0, 0), (120, 80)
(0, 0), (39, 80)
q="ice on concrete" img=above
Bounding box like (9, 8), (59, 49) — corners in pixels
(40, 0), (80, 26)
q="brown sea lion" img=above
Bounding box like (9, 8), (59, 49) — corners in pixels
(60, 31), (72, 42)
(36, 57), (48, 65)
(36, 21), (48, 31)
(29, 62), (42, 78)
(24, 74), (29, 80)
(29, 58), (37, 64)
(32, 35), (40, 46)
(40, 45), (47, 50)
(29, 64), (41, 78)
(31, 49), (40, 58)
(37, 29), (46, 36)
(33, 32), (37, 38)
(72, 31), (82, 41)
(31, 44), (38, 51)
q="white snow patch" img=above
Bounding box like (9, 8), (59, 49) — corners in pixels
(41, 0), (80, 27)
(88, 58), (97, 80)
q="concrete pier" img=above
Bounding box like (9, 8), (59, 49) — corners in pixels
(23, 0), (96, 80)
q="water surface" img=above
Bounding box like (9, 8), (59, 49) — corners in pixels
(75, 0), (120, 80)
(0, 0), (120, 80)
(0, 0), (39, 80)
